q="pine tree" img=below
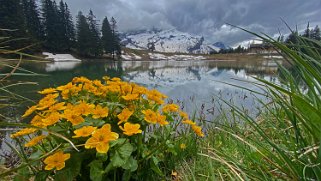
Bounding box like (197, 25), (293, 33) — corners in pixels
(21, 0), (44, 41)
(76, 11), (92, 57)
(42, 0), (61, 51)
(285, 31), (299, 45)
(64, 2), (75, 49)
(311, 25), (321, 41)
(101, 17), (113, 54)
(87, 10), (103, 57)
(57, 0), (68, 51)
(302, 22), (311, 38)
(110, 17), (121, 59)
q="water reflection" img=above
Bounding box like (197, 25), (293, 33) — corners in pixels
(119, 60), (278, 120)
(45, 61), (81, 72)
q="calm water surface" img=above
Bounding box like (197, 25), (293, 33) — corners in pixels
(5, 58), (280, 120)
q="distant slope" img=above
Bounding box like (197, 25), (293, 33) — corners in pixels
(120, 29), (226, 54)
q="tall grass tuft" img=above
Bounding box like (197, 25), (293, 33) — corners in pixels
(180, 31), (321, 180)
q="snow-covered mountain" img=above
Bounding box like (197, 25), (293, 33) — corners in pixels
(120, 29), (226, 54)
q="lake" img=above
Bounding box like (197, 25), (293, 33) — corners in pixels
(3, 58), (281, 122)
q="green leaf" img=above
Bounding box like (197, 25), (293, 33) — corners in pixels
(111, 142), (134, 167)
(150, 156), (163, 176)
(34, 171), (49, 181)
(122, 170), (132, 181)
(109, 138), (126, 148)
(111, 151), (125, 167)
(54, 169), (73, 181)
(96, 153), (108, 162)
(13, 167), (30, 181)
(89, 160), (104, 181)
(84, 117), (105, 127)
(29, 150), (43, 160)
(121, 156), (138, 172)
(54, 152), (83, 181)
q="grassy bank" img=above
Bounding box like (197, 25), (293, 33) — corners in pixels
(177, 34), (321, 180)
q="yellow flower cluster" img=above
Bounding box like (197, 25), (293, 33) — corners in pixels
(12, 76), (204, 171)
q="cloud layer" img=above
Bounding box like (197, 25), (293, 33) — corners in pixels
(59, 0), (321, 46)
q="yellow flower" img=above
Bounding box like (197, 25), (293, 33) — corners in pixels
(74, 101), (95, 116)
(22, 105), (37, 118)
(156, 113), (169, 126)
(10, 128), (37, 138)
(141, 109), (157, 124)
(63, 109), (84, 125)
(92, 105), (109, 119)
(117, 108), (134, 125)
(25, 135), (46, 147)
(70, 84), (83, 96)
(44, 151), (70, 170)
(180, 143), (186, 150)
(85, 124), (119, 153)
(106, 84), (121, 93)
(49, 102), (66, 111)
(83, 82), (97, 93)
(30, 115), (45, 127)
(93, 80), (103, 87)
(37, 94), (58, 110)
(192, 125), (204, 137)
(119, 123), (142, 136)
(111, 77), (121, 82)
(162, 104), (179, 113)
(132, 84), (147, 95)
(182, 120), (196, 125)
(38, 88), (57, 94)
(61, 89), (70, 100)
(42, 112), (61, 127)
(120, 83), (132, 95)
(146, 89), (167, 105)
(73, 126), (97, 138)
(122, 94), (139, 101)
(72, 76), (91, 84)
(179, 111), (189, 120)
(57, 82), (73, 91)
(102, 76), (110, 81)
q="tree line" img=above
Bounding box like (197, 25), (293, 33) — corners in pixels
(214, 23), (321, 55)
(285, 23), (321, 44)
(0, 0), (121, 58)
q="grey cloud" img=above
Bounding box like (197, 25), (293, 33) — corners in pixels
(57, 0), (321, 46)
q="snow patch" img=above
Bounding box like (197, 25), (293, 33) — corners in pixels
(43, 52), (82, 62)
(121, 53), (142, 60)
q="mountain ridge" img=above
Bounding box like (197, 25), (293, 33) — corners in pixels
(120, 29), (226, 54)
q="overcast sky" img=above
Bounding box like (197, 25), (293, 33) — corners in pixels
(58, 0), (321, 46)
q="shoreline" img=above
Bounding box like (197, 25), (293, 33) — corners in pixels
(28, 48), (284, 63)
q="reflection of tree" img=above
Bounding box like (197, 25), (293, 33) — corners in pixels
(148, 68), (156, 79)
(104, 60), (123, 78)
(187, 67), (201, 80)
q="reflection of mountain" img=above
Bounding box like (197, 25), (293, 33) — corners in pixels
(210, 69), (224, 77)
